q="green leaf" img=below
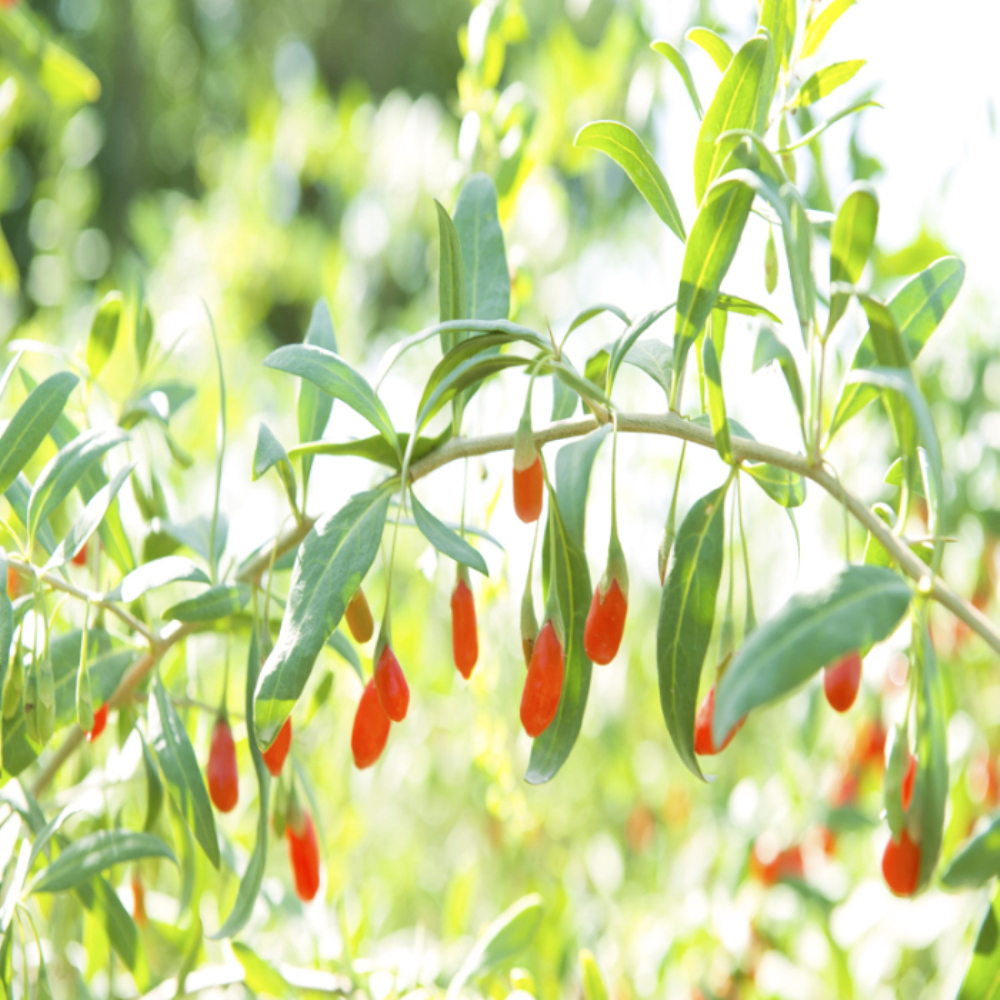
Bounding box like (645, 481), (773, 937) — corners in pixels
(607, 305), (674, 391)
(715, 292), (782, 323)
(775, 98), (880, 153)
(712, 565), (911, 743)
(801, 0), (855, 59)
(622, 340), (673, 400)
(43, 463), (134, 573)
(580, 949), (610, 1000)
(0, 371), (79, 497)
(27, 427), (129, 544)
(830, 258), (965, 435)
(956, 886), (1000, 1000)
(701, 337), (732, 464)
(753, 322), (805, 418)
(210, 627), (270, 939)
(827, 182), (879, 334)
(296, 299), (338, 495)
(446, 894), (544, 1000)
(0, 573), (11, 732)
(252, 423), (297, 509)
(941, 822), (1000, 891)
(551, 376), (578, 421)
(435, 201), (466, 342)
(289, 426), (452, 472)
(266, 343), (398, 459)
(657, 485), (728, 780)
(119, 381), (196, 430)
(745, 462), (806, 507)
(693, 35), (768, 204)
(148, 674), (220, 868)
(454, 173), (510, 324)
(135, 298), (154, 373)
(686, 27), (733, 72)
(884, 722), (909, 838)
(326, 630), (363, 679)
(792, 60), (865, 108)
(527, 427), (610, 784)
(85, 291), (122, 379)
(410, 491), (488, 576)
(108, 556), (211, 603)
(139, 729), (164, 833)
(758, 0), (796, 69)
(31, 830), (176, 893)
(575, 121), (685, 242)
(650, 40), (703, 117)
(254, 487), (391, 747)
(232, 942), (290, 997)
(162, 584), (251, 623)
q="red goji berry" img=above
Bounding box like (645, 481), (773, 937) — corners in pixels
(351, 678), (391, 769)
(520, 620), (564, 737)
(6, 566), (21, 600)
(374, 643), (409, 722)
(823, 650), (862, 712)
(86, 703), (109, 743)
(693, 685), (744, 756)
(451, 574), (478, 680)
(584, 578), (628, 665)
(262, 717), (292, 777)
(71, 542), (89, 568)
(345, 588), (374, 643)
(207, 715), (239, 813)
(286, 805), (321, 902)
(882, 829), (921, 896)
(132, 872), (147, 926)
(513, 455), (543, 523)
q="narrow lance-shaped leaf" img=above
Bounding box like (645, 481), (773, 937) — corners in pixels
(827, 181), (879, 334)
(254, 487), (391, 746)
(0, 574), (11, 731)
(753, 322), (805, 419)
(801, 0), (855, 59)
(296, 299), (338, 496)
(792, 60), (866, 108)
(109, 556), (211, 603)
(701, 337), (732, 464)
(954, 885), (1000, 1000)
(410, 491), (488, 577)
(162, 584), (252, 623)
(455, 173), (510, 325)
(575, 121), (686, 242)
(148, 674), (220, 868)
(712, 565), (911, 744)
(686, 27), (733, 72)
(85, 291), (122, 379)
(775, 98), (881, 154)
(252, 423), (297, 511)
(435, 200), (466, 350)
(657, 485), (728, 780)
(650, 40), (703, 117)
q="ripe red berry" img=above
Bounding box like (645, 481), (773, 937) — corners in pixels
(262, 717), (292, 777)
(286, 807), (321, 902)
(823, 650), (862, 712)
(132, 872), (147, 927)
(751, 841), (804, 885)
(451, 576), (479, 679)
(207, 716), (239, 813)
(693, 685), (744, 756)
(6, 566), (21, 600)
(86, 703), (109, 742)
(374, 644), (409, 722)
(882, 829), (921, 896)
(512, 455), (544, 523)
(345, 588), (374, 643)
(584, 578), (628, 665)
(520, 620), (564, 737)
(854, 718), (887, 766)
(901, 752), (917, 812)
(352, 678), (391, 769)
(71, 542), (89, 568)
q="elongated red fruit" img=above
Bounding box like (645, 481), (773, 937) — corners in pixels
(345, 588), (374, 643)
(901, 752), (917, 812)
(520, 620), (564, 737)
(352, 678), (391, 769)
(584, 578), (628, 665)
(513, 456), (544, 523)
(71, 542), (89, 567)
(451, 576), (479, 679)
(132, 872), (147, 927)
(6, 566), (21, 599)
(693, 685), (745, 756)
(286, 806), (321, 902)
(374, 644), (409, 721)
(262, 717), (292, 777)
(882, 829), (921, 896)
(823, 650), (862, 712)
(86, 703), (109, 743)
(207, 716), (239, 813)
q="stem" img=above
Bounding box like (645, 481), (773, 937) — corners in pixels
(813, 327), (827, 465)
(609, 412), (620, 549)
(204, 303), (226, 586)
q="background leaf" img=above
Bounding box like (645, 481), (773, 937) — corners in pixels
(410, 491), (488, 576)
(85, 291), (122, 379)
(296, 299), (338, 495)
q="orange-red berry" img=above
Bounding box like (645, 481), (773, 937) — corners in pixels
(520, 620), (564, 737)
(286, 807), (321, 902)
(823, 650), (862, 712)
(207, 716), (239, 813)
(451, 577), (479, 680)
(345, 588), (374, 643)
(132, 872), (147, 927)
(584, 578), (628, 665)
(71, 542), (89, 568)
(262, 717), (292, 777)
(6, 566), (21, 600)
(901, 752), (917, 812)
(374, 644), (409, 722)
(751, 842), (804, 886)
(86, 703), (109, 742)
(882, 829), (921, 896)
(512, 455), (544, 523)
(694, 685), (744, 756)
(352, 678), (391, 769)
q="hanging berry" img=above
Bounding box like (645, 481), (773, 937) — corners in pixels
(693, 685), (745, 756)
(512, 404), (543, 523)
(71, 542), (89, 568)
(520, 619), (565, 737)
(882, 829), (921, 896)
(450, 567), (478, 679)
(374, 642), (409, 721)
(823, 650), (862, 712)
(262, 716), (292, 777)
(345, 587), (374, 643)
(285, 800), (321, 902)
(6, 566), (21, 599)
(86, 703), (109, 743)
(352, 678), (391, 769)
(207, 715), (239, 813)
(131, 871), (147, 927)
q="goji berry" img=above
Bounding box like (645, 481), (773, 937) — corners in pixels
(286, 805), (321, 902)
(882, 829), (921, 896)
(262, 717), (292, 777)
(451, 574), (478, 679)
(207, 715), (239, 813)
(351, 678), (391, 769)
(71, 543), (89, 568)
(823, 650), (862, 712)
(86, 703), (108, 742)
(6, 566), (21, 600)
(374, 643), (409, 721)
(345, 588), (374, 643)
(584, 578), (628, 665)
(513, 455), (543, 523)
(132, 872), (147, 927)
(520, 620), (564, 737)
(693, 685), (744, 756)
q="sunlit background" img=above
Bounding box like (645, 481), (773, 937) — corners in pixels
(3, 0), (1000, 997)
